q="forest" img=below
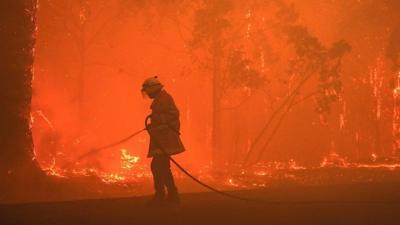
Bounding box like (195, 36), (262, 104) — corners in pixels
(1, 0), (400, 206)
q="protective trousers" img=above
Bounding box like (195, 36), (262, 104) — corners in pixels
(151, 155), (177, 197)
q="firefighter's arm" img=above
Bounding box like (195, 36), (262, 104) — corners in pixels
(146, 95), (180, 134)
(147, 123), (169, 133)
(146, 111), (179, 134)
(145, 112), (169, 134)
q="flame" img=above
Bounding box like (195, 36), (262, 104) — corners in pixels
(320, 152), (350, 168)
(371, 153), (377, 162)
(226, 178), (240, 187)
(222, 154), (400, 188)
(39, 148), (150, 184)
(34, 110), (55, 130)
(101, 173), (126, 184)
(393, 71), (400, 154)
(369, 59), (384, 120)
(120, 149), (140, 170)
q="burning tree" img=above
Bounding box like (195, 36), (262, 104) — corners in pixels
(190, 0), (268, 166)
(387, 25), (400, 155)
(187, 0), (352, 167)
(241, 0), (351, 166)
(0, 0), (42, 182)
(190, 0), (234, 166)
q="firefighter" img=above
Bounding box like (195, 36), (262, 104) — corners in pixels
(142, 76), (185, 205)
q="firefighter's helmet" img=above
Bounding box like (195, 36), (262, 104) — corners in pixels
(141, 76), (163, 98)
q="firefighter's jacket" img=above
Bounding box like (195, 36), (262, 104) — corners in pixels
(146, 90), (185, 157)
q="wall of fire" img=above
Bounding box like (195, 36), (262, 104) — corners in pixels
(31, 0), (400, 177)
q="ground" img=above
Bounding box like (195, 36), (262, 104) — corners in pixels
(1, 182), (400, 225)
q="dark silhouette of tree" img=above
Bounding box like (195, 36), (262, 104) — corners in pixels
(190, 0), (266, 166)
(387, 25), (400, 72)
(190, 0), (233, 166)
(387, 25), (400, 154)
(242, 0), (351, 166)
(0, 0), (43, 183)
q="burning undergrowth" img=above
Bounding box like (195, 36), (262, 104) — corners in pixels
(37, 147), (400, 193)
(39, 148), (152, 185)
(223, 153), (400, 189)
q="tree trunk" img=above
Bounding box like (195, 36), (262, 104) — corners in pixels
(211, 40), (223, 167)
(0, 0), (42, 180)
(77, 16), (87, 134)
(77, 44), (86, 133)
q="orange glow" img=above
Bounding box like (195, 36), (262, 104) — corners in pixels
(31, 0), (400, 192)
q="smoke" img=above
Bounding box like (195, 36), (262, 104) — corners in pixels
(31, 0), (400, 186)
(386, 25), (400, 72)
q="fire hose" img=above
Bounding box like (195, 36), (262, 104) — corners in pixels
(62, 122), (400, 205)
(141, 116), (271, 202)
(61, 128), (147, 170)
(62, 117), (264, 202)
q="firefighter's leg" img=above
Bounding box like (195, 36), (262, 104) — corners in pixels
(159, 155), (179, 203)
(150, 156), (165, 200)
